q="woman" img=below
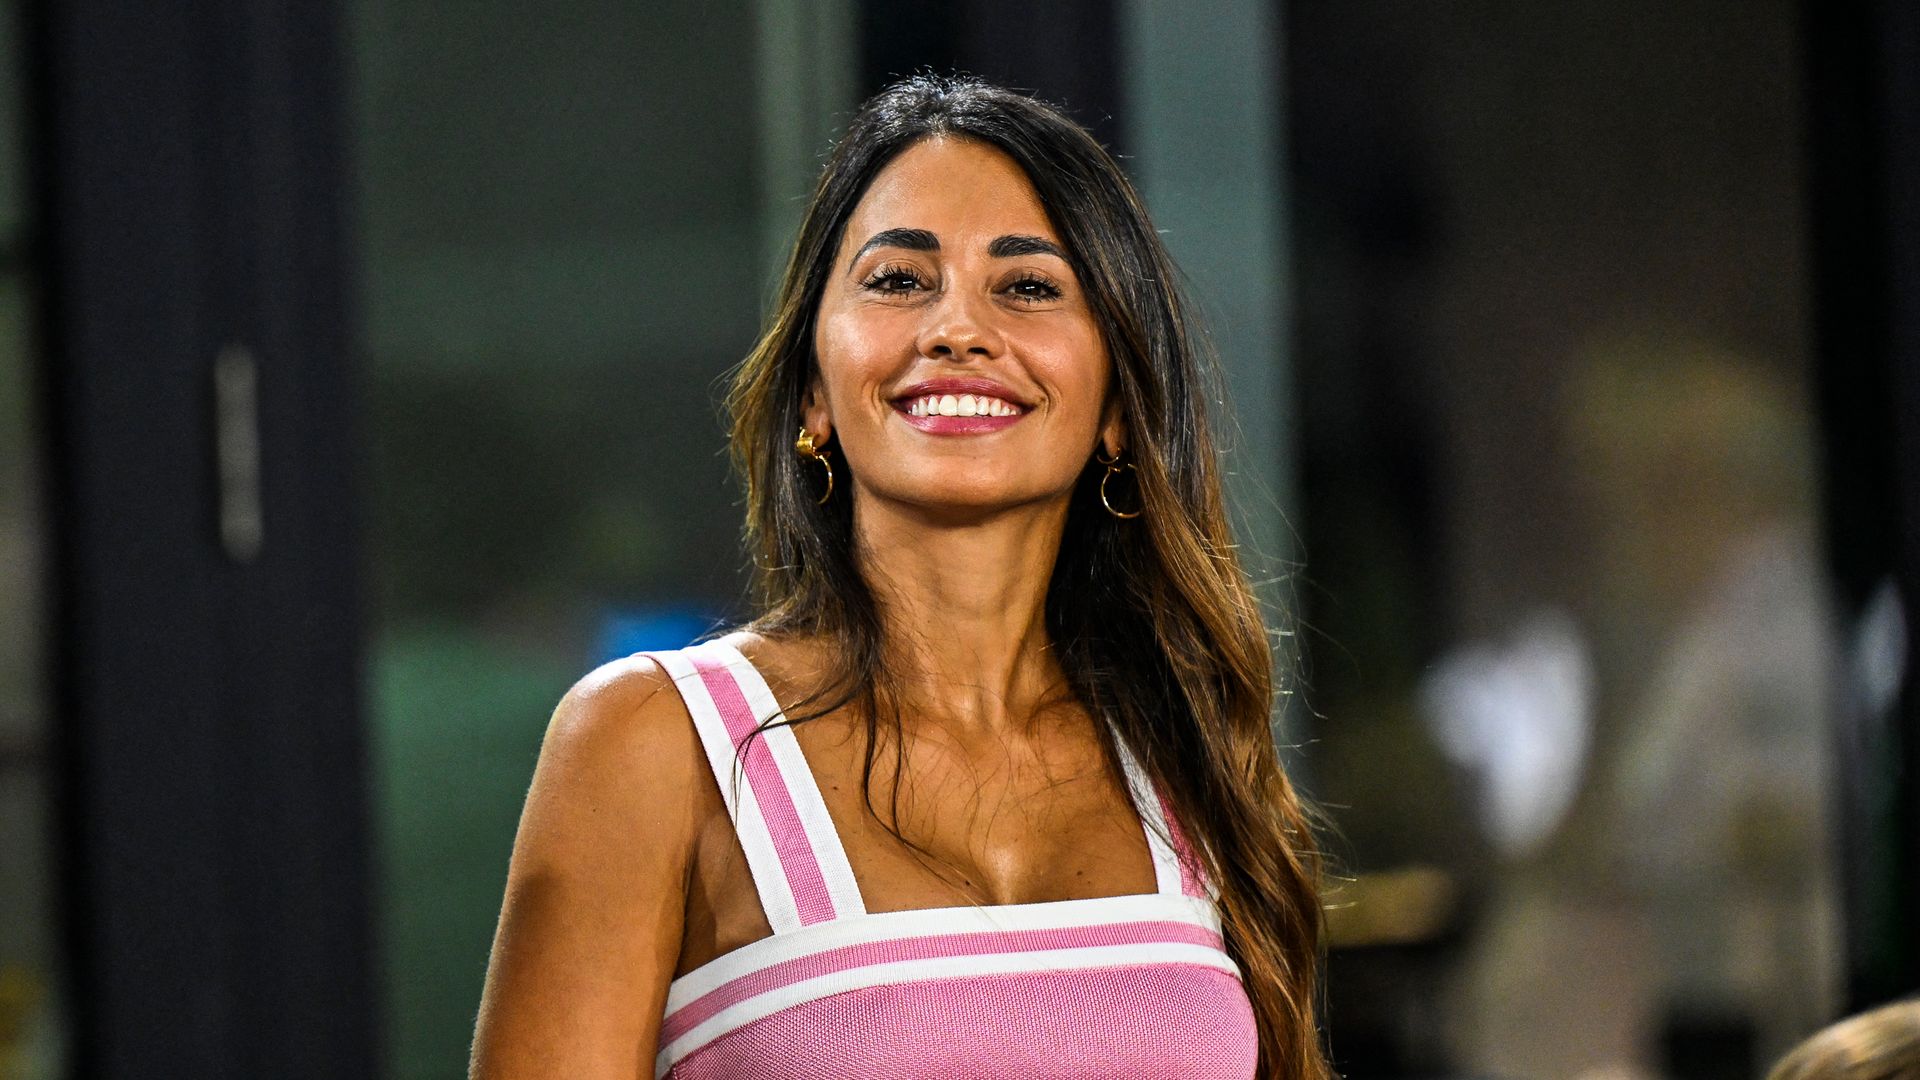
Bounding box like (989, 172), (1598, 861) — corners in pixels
(471, 75), (1326, 1080)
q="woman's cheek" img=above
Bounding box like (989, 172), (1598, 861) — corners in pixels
(1029, 345), (1110, 433)
(819, 309), (903, 391)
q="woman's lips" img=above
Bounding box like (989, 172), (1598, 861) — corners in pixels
(895, 409), (1028, 435)
(891, 389), (1030, 435)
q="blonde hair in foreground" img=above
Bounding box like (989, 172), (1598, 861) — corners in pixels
(1769, 1000), (1920, 1080)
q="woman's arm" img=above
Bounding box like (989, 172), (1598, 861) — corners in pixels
(470, 655), (703, 1079)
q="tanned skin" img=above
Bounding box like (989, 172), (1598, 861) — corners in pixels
(470, 138), (1159, 1078)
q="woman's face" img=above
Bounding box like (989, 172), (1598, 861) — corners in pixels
(808, 136), (1120, 518)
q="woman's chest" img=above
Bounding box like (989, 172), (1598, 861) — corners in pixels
(678, 714), (1163, 976)
(796, 715), (1161, 910)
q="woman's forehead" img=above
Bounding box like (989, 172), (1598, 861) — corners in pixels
(841, 137), (1060, 253)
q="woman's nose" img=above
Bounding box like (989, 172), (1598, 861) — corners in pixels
(915, 287), (1005, 360)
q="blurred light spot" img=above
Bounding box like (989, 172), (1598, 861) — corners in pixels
(1419, 607), (1595, 857)
(1851, 576), (1907, 721)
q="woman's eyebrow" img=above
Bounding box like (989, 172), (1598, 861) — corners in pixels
(848, 227), (939, 269)
(987, 234), (1067, 260)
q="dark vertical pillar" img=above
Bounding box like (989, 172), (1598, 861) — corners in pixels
(1803, 0), (1920, 1011)
(29, 1), (378, 1076)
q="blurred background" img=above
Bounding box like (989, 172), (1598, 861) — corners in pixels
(1, 2), (1915, 1078)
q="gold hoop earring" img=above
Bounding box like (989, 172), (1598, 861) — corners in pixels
(795, 426), (834, 504)
(1095, 447), (1142, 519)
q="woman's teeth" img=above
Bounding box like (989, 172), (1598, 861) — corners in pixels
(905, 394), (1022, 418)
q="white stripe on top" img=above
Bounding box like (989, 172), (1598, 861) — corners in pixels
(662, 889), (1226, 1013)
(1111, 734), (1187, 897)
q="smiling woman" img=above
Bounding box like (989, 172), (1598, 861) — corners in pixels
(469, 75), (1327, 1080)
(808, 136), (1116, 514)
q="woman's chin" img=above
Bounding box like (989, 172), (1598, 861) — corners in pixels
(860, 481), (1067, 521)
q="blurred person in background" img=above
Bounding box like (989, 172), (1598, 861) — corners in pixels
(1579, 340), (1840, 1057)
(468, 76), (1329, 1079)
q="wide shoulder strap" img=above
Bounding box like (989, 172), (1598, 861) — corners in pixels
(641, 641), (865, 934)
(1111, 728), (1215, 900)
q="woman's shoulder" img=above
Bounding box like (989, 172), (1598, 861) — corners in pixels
(539, 628), (813, 758)
(530, 650), (714, 820)
(542, 628), (840, 760)
(475, 649), (721, 1073)
(550, 651), (686, 742)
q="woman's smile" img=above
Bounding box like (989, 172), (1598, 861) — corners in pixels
(891, 377), (1032, 435)
(809, 136), (1115, 511)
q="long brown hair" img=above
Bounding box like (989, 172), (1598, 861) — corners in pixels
(724, 74), (1327, 1079)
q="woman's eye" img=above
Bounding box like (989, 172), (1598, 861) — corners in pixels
(862, 267), (927, 293)
(1008, 276), (1063, 302)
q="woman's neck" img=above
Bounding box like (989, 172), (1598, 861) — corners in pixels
(851, 494), (1073, 740)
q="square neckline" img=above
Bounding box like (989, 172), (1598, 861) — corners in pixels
(700, 635), (1192, 917)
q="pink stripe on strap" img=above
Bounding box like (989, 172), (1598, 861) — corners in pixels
(661, 919), (1225, 1044)
(690, 654), (840, 927)
(1154, 782), (1209, 899)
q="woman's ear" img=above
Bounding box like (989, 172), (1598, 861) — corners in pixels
(801, 378), (833, 444)
(1099, 396), (1127, 460)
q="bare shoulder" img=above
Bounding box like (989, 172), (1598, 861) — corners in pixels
(513, 650), (722, 886)
(539, 652), (698, 777)
(469, 651), (709, 1079)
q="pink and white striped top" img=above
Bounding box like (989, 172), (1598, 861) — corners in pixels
(641, 640), (1259, 1079)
